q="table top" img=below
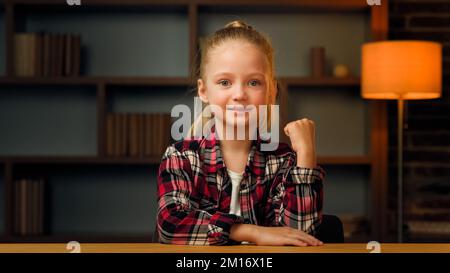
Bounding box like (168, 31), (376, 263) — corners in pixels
(0, 243), (449, 253)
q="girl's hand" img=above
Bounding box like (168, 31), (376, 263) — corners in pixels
(284, 119), (317, 168)
(254, 226), (323, 246)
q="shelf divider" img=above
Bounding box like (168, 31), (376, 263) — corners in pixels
(97, 82), (106, 157)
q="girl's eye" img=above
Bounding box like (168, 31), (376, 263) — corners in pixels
(248, 80), (261, 87)
(218, 80), (231, 87)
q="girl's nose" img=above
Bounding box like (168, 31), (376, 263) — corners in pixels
(232, 84), (247, 101)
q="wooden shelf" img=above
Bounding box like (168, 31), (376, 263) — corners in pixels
(0, 234), (153, 243)
(318, 156), (371, 165)
(0, 76), (360, 88)
(5, 0), (369, 10)
(0, 155), (371, 166)
(0, 156), (163, 165)
(0, 76), (191, 87)
(282, 76), (360, 87)
(4, 0), (187, 7)
(408, 232), (450, 243)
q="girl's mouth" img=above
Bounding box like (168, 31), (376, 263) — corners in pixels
(226, 105), (247, 113)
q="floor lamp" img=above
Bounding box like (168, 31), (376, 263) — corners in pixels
(361, 41), (442, 243)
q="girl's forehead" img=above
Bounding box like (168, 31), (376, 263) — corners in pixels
(209, 40), (261, 56)
(206, 40), (269, 74)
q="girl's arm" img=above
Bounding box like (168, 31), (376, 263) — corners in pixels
(230, 224), (323, 246)
(272, 160), (325, 235)
(157, 146), (243, 245)
(266, 119), (325, 235)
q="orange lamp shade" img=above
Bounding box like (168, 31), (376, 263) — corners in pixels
(361, 40), (442, 100)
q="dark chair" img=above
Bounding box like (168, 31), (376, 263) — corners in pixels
(152, 214), (345, 243)
(316, 214), (345, 243)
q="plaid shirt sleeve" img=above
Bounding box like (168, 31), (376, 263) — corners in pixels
(269, 152), (325, 236)
(157, 146), (243, 245)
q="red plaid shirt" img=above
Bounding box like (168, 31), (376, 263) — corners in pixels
(157, 125), (325, 245)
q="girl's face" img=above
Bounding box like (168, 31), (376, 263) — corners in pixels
(198, 40), (271, 133)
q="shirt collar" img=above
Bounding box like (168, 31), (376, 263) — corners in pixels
(198, 123), (267, 177)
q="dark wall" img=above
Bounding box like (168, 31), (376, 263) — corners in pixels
(389, 0), (450, 242)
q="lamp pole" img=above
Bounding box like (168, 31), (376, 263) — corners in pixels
(397, 98), (404, 243)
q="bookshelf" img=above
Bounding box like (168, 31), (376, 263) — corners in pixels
(0, 76), (191, 86)
(0, 0), (389, 243)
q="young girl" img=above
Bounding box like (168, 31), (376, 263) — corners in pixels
(157, 20), (325, 246)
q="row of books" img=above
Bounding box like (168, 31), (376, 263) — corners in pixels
(106, 113), (172, 157)
(407, 202), (450, 221)
(407, 221), (450, 236)
(13, 179), (46, 236)
(14, 32), (81, 77)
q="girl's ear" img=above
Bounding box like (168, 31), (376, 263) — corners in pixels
(197, 78), (209, 103)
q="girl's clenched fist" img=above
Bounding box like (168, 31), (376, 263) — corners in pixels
(284, 119), (317, 168)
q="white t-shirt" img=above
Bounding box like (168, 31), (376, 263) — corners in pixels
(227, 169), (243, 216)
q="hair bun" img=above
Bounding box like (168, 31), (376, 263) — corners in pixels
(224, 20), (254, 31)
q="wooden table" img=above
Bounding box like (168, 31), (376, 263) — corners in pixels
(0, 243), (449, 253)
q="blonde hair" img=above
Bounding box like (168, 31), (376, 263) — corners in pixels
(188, 20), (278, 138)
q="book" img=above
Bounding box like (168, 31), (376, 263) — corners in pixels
(14, 34), (37, 77)
(72, 34), (81, 76)
(114, 113), (121, 157)
(160, 113), (171, 155)
(14, 181), (19, 235)
(106, 113), (115, 157)
(31, 180), (37, 235)
(164, 114), (172, 148)
(14, 32), (81, 78)
(108, 112), (172, 158)
(150, 114), (157, 156)
(43, 33), (51, 77)
(408, 221), (450, 236)
(121, 113), (128, 157)
(14, 179), (46, 236)
(138, 113), (145, 157)
(34, 33), (43, 77)
(155, 114), (162, 156)
(27, 34), (38, 76)
(38, 179), (44, 235)
(56, 33), (64, 77)
(129, 113), (139, 157)
(49, 34), (57, 77)
(20, 179), (27, 235)
(144, 114), (152, 157)
(64, 34), (73, 76)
